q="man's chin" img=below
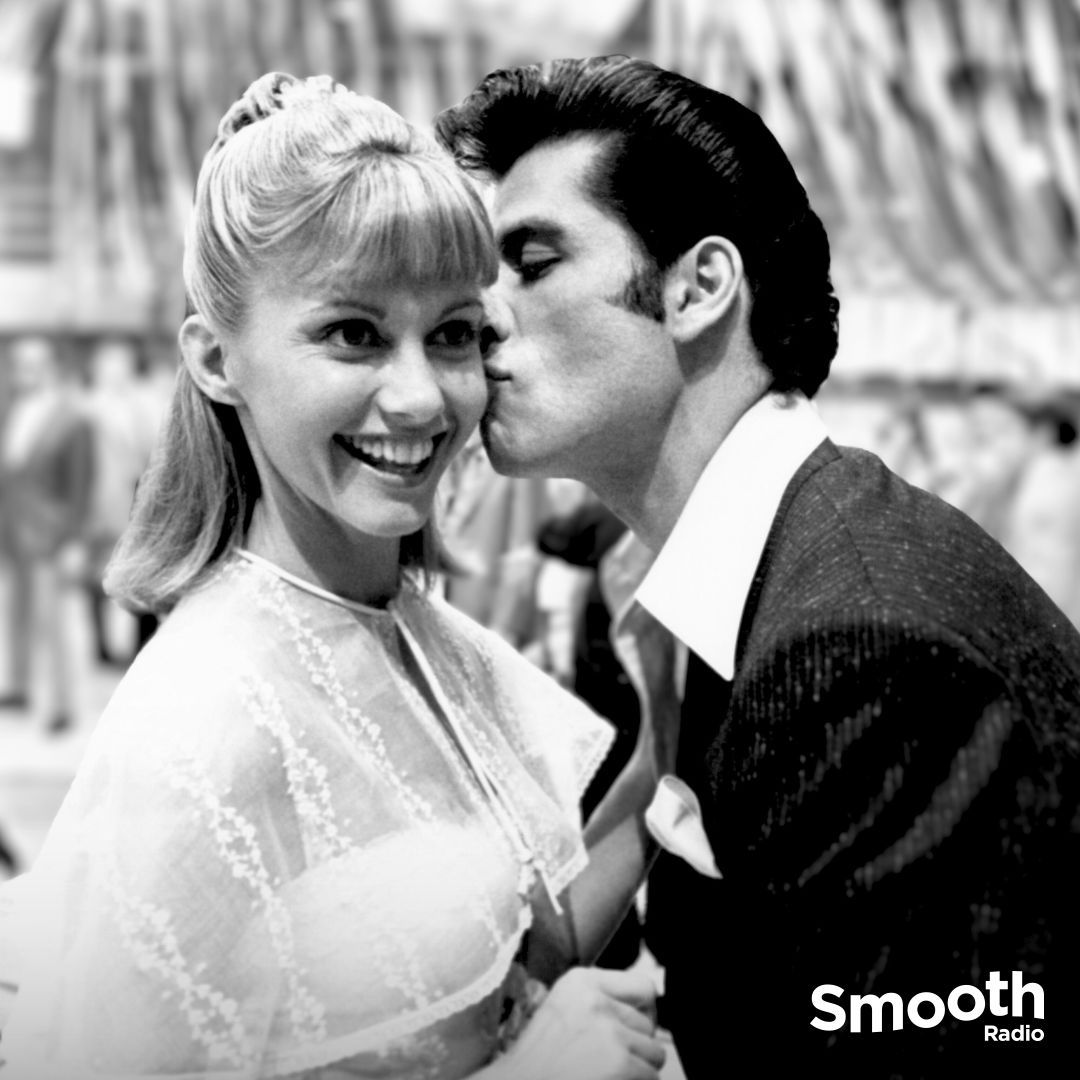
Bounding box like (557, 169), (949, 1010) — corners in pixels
(480, 415), (535, 478)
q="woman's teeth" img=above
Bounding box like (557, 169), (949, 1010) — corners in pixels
(335, 434), (437, 474)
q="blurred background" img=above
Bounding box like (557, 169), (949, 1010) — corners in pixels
(1, 0), (1079, 892)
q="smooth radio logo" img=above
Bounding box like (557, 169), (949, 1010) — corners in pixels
(811, 971), (1044, 1042)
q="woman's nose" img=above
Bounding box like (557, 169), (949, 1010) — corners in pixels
(378, 344), (443, 423)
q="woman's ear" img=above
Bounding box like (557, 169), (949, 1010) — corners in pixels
(665, 236), (744, 344)
(179, 315), (243, 406)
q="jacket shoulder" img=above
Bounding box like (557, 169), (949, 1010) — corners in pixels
(738, 443), (1080, 711)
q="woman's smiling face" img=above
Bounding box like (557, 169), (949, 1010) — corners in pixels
(219, 262), (487, 549)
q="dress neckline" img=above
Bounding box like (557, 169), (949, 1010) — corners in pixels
(236, 548), (402, 617)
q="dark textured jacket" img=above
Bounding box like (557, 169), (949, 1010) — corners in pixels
(646, 440), (1080, 1079)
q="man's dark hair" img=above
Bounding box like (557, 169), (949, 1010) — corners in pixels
(436, 55), (840, 397)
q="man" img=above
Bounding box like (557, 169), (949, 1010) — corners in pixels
(0, 335), (93, 734)
(437, 56), (1080, 1076)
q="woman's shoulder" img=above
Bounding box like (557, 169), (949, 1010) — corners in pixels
(122, 564), (259, 681)
(135, 553), (327, 667)
(94, 561), (294, 763)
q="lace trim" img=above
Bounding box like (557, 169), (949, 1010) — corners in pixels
(260, 903), (534, 1076)
(545, 841), (592, 904)
(557, 721), (614, 823)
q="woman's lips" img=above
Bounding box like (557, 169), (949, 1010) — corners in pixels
(333, 432), (445, 476)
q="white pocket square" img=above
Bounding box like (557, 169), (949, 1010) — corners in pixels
(645, 775), (723, 880)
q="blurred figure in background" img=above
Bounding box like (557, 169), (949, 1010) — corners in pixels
(439, 429), (550, 650)
(0, 335), (93, 734)
(81, 335), (160, 665)
(1003, 408), (1080, 629)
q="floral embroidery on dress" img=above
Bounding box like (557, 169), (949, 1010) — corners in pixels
(166, 753), (328, 1048)
(0, 552), (613, 1079)
(246, 567), (438, 824)
(242, 674), (353, 865)
(98, 846), (256, 1070)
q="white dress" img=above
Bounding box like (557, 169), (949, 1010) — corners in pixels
(0, 552), (613, 1079)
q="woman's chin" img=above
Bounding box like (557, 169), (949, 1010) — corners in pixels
(342, 507), (431, 542)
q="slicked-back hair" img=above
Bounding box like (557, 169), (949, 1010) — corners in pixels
(436, 55), (839, 397)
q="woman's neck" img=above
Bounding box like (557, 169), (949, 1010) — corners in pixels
(243, 501), (403, 608)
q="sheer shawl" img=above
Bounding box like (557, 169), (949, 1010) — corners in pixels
(1, 554), (613, 1078)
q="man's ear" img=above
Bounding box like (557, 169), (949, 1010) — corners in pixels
(665, 237), (744, 344)
(179, 315), (243, 406)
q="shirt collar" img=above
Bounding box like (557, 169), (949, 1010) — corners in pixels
(635, 391), (828, 680)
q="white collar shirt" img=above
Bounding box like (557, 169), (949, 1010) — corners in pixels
(636, 390), (829, 681)
(611, 391), (829, 878)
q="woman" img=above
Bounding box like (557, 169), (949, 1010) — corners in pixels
(0, 74), (667, 1079)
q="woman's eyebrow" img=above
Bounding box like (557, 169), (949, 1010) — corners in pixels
(312, 296), (387, 317)
(438, 299), (484, 319)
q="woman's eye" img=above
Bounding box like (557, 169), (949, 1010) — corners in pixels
(326, 320), (382, 348)
(431, 321), (480, 349)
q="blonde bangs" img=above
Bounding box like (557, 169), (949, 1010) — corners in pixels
(140, 76), (485, 610)
(280, 151), (497, 290)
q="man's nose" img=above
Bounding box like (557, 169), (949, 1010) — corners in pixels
(480, 284), (513, 356)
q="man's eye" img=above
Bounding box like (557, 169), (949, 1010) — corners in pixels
(514, 241), (559, 283)
(518, 258), (558, 283)
(326, 320), (382, 348)
(431, 321), (480, 349)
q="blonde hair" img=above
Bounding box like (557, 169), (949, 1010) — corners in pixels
(107, 73), (496, 614)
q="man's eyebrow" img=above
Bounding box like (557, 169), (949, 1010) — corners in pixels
(497, 219), (566, 255)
